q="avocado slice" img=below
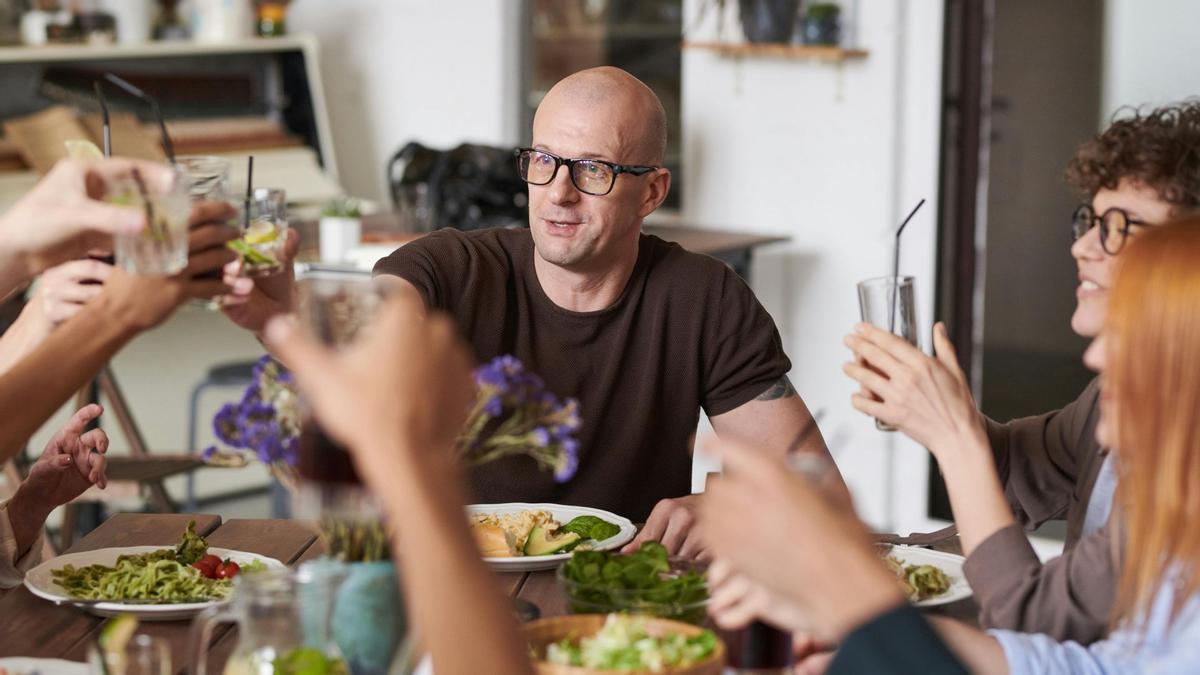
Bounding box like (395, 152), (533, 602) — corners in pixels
(523, 526), (582, 556)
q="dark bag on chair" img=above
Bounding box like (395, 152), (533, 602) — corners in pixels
(387, 141), (529, 231)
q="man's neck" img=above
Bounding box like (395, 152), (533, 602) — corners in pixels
(533, 237), (641, 312)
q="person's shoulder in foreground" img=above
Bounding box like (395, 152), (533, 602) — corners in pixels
(830, 604), (969, 675)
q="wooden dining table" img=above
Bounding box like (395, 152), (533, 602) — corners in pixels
(0, 513), (978, 671)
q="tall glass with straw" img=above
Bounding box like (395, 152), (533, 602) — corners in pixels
(91, 77), (189, 277)
(856, 199), (925, 431)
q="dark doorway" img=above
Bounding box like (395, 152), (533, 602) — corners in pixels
(931, 0), (1104, 521)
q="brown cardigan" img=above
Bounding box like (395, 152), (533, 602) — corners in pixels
(962, 378), (1116, 643)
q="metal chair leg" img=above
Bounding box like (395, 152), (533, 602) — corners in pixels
(185, 382), (214, 512)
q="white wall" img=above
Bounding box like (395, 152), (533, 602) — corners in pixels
(289, 0), (523, 203)
(1102, 0), (1200, 121)
(683, 0), (946, 533)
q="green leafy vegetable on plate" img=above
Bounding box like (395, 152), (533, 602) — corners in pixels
(561, 515), (622, 543)
(560, 542), (709, 624)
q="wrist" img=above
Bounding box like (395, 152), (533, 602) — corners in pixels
(93, 287), (155, 336)
(929, 425), (993, 477)
(9, 483), (52, 527)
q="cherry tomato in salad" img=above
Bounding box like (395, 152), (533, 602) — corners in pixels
(216, 560), (241, 579)
(192, 554), (223, 579)
(192, 560), (216, 577)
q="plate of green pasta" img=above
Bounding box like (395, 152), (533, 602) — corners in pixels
(23, 521), (285, 621)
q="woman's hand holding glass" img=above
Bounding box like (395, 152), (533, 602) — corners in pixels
(843, 321), (990, 468)
(221, 227), (300, 335)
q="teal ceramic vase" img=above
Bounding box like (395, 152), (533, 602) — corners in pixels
(331, 560), (409, 675)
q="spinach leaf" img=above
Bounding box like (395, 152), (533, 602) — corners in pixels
(561, 515), (621, 542)
(561, 542), (708, 624)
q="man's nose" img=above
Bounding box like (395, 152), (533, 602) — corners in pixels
(546, 165), (581, 205)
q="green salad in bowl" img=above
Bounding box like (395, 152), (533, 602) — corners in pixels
(558, 542), (709, 625)
(545, 614), (719, 671)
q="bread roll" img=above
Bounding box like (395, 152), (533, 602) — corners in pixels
(474, 523), (517, 557)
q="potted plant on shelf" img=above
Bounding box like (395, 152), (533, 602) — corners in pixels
(205, 354), (581, 675)
(801, 2), (842, 46)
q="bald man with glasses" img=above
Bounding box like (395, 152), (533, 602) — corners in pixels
(374, 67), (840, 559)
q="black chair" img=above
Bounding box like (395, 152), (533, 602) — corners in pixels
(386, 141), (529, 231)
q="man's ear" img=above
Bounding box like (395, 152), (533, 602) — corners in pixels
(639, 169), (672, 218)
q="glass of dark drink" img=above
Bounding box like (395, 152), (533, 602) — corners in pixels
(721, 619), (794, 674)
(292, 272), (385, 521)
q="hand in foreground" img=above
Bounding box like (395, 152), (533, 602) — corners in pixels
(697, 435), (904, 643)
(843, 322), (985, 457)
(708, 559), (836, 674)
(222, 228), (300, 334)
(622, 494), (708, 560)
(17, 404), (109, 514)
(708, 557), (816, 632)
(0, 158), (172, 279)
(264, 288), (475, 486)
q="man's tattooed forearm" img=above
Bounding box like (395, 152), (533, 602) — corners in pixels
(756, 375), (798, 401)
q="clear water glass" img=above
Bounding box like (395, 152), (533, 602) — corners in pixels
(856, 275), (918, 431)
(238, 187), (290, 277)
(109, 166), (190, 276)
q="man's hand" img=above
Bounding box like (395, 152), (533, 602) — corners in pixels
(16, 404), (109, 515)
(0, 158), (172, 282)
(222, 228), (300, 334)
(842, 322), (987, 464)
(98, 201), (238, 333)
(697, 435), (905, 643)
(622, 494), (708, 560)
(264, 287), (475, 491)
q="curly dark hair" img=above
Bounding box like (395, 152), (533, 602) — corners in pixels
(1065, 100), (1200, 208)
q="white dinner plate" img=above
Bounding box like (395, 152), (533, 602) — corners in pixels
(888, 545), (973, 607)
(0, 658), (89, 675)
(24, 546), (287, 621)
(467, 503), (637, 572)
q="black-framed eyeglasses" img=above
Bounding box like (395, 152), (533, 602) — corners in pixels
(514, 147), (658, 196)
(1072, 204), (1151, 255)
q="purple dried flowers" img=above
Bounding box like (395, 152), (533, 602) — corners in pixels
(203, 355), (302, 471)
(459, 355), (582, 483)
(208, 354), (581, 484)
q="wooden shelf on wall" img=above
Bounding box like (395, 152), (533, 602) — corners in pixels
(683, 41), (868, 62)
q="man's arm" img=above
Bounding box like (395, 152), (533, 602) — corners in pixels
(624, 377), (848, 559)
(710, 376), (848, 495)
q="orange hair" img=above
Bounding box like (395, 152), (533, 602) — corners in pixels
(1109, 216), (1200, 624)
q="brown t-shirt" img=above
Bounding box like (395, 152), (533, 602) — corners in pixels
(373, 227), (790, 520)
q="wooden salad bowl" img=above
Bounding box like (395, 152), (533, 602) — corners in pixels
(524, 614), (725, 675)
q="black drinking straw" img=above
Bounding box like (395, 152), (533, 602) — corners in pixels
(243, 156), (255, 230)
(92, 81), (111, 157)
(889, 199), (926, 332)
(102, 73), (176, 164)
